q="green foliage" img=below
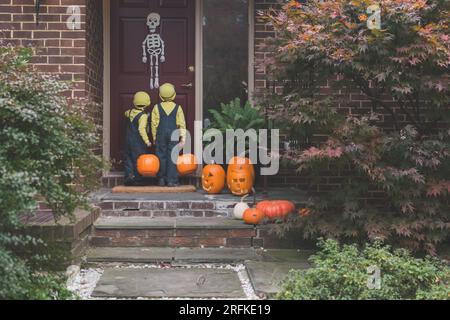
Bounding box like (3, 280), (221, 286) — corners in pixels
(204, 98), (267, 159)
(277, 239), (450, 300)
(0, 46), (104, 299)
(262, 0), (450, 253)
(0, 234), (75, 300)
(207, 98), (266, 132)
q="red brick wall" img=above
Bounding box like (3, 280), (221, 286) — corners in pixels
(0, 0), (104, 103)
(254, 0), (281, 97)
(0, 0), (104, 153)
(0, 0), (89, 99)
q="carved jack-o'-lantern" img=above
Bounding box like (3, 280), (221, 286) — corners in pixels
(137, 154), (160, 177)
(202, 163), (225, 194)
(228, 156), (255, 180)
(227, 167), (254, 196)
(227, 156), (255, 196)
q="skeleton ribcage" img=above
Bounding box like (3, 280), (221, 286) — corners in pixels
(146, 35), (162, 56)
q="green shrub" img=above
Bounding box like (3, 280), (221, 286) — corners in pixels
(0, 46), (104, 299)
(204, 98), (267, 160)
(277, 239), (450, 300)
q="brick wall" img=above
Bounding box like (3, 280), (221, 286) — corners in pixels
(0, 0), (90, 99)
(0, 0), (104, 151)
(0, 0), (104, 105)
(254, 0), (281, 97)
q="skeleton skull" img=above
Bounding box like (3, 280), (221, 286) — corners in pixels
(147, 13), (161, 33)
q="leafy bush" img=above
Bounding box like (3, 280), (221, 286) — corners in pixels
(204, 98), (267, 160)
(0, 47), (104, 299)
(277, 239), (450, 300)
(262, 0), (450, 253)
(207, 98), (266, 133)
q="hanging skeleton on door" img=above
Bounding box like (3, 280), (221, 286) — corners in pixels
(142, 13), (165, 90)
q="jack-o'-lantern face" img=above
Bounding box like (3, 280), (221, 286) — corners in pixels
(202, 164), (225, 194)
(227, 169), (254, 196)
(228, 157), (255, 180)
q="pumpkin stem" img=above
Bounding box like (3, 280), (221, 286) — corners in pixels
(240, 194), (249, 203)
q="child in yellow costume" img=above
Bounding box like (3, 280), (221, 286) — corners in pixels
(124, 91), (152, 186)
(151, 83), (186, 187)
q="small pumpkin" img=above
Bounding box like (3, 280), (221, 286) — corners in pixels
(256, 200), (296, 219)
(137, 154), (160, 177)
(227, 167), (254, 196)
(233, 194), (250, 220)
(243, 208), (265, 225)
(202, 163), (225, 194)
(177, 153), (198, 176)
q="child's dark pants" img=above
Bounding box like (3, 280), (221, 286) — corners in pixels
(124, 111), (147, 184)
(156, 104), (180, 185)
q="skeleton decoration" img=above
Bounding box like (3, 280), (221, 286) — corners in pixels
(142, 13), (165, 90)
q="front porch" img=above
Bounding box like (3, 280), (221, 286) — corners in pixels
(89, 186), (308, 248)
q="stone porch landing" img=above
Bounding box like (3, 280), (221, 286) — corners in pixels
(91, 187), (306, 218)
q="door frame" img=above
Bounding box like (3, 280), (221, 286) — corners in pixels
(102, 0), (255, 166)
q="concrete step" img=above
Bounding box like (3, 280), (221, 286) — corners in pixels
(90, 217), (257, 248)
(92, 268), (246, 299)
(86, 247), (261, 264)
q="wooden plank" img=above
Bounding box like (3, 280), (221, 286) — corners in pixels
(112, 185), (197, 194)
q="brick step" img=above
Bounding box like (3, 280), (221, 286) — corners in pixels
(90, 217), (257, 248)
(92, 187), (307, 219)
(96, 200), (232, 218)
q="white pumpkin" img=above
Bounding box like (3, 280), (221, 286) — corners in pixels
(233, 195), (250, 220)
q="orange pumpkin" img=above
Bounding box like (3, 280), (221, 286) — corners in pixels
(227, 167), (254, 196)
(177, 154), (198, 176)
(228, 156), (255, 180)
(137, 154), (160, 177)
(202, 163), (225, 194)
(243, 208), (265, 225)
(256, 200), (296, 219)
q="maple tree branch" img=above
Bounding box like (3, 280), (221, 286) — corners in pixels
(351, 74), (400, 131)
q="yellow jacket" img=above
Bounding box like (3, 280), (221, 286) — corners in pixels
(124, 107), (151, 146)
(151, 102), (186, 142)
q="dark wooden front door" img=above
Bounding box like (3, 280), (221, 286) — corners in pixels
(110, 0), (196, 167)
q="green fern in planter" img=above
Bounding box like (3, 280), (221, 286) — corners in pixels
(204, 98), (267, 160)
(207, 98), (266, 132)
